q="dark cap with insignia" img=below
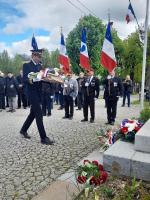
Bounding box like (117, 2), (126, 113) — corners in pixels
(30, 48), (44, 55)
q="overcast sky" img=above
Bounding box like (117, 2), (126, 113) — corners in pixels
(0, 0), (148, 56)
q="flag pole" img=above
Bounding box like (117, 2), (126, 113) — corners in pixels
(140, 0), (149, 110)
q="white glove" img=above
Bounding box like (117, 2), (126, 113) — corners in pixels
(33, 77), (41, 82)
(94, 98), (98, 101)
(50, 96), (54, 99)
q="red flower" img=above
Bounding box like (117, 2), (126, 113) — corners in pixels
(134, 126), (140, 132)
(128, 120), (134, 123)
(83, 160), (90, 164)
(92, 160), (99, 166)
(89, 176), (96, 185)
(121, 127), (128, 134)
(77, 176), (86, 184)
(98, 164), (104, 171)
(100, 171), (108, 183)
(94, 178), (101, 186)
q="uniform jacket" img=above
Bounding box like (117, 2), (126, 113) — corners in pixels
(63, 78), (78, 99)
(104, 76), (123, 100)
(23, 60), (42, 100)
(82, 76), (100, 98)
(123, 79), (132, 93)
(41, 82), (55, 96)
(77, 77), (84, 93)
(5, 76), (18, 97)
(0, 76), (6, 95)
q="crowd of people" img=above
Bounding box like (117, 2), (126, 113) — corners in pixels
(0, 48), (134, 145)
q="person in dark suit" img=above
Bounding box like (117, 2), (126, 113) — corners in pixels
(16, 70), (27, 109)
(41, 80), (55, 116)
(20, 49), (54, 145)
(0, 71), (6, 112)
(81, 69), (100, 123)
(122, 75), (132, 107)
(104, 70), (123, 125)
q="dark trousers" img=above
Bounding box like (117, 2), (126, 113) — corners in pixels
(0, 94), (5, 109)
(21, 92), (47, 139)
(42, 93), (52, 115)
(105, 97), (118, 123)
(64, 95), (74, 117)
(18, 92), (27, 108)
(83, 96), (95, 120)
(123, 91), (130, 107)
(59, 92), (64, 108)
(54, 92), (59, 104)
(77, 92), (83, 110)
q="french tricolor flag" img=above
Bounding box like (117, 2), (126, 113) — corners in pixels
(126, 2), (136, 23)
(59, 33), (70, 73)
(101, 23), (117, 73)
(80, 29), (91, 71)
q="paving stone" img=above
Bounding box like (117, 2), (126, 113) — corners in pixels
(0, 97), (140, 199)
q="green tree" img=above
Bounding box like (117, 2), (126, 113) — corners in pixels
(12, 54), (24, 75)
(121, 31), (142, 81)
(49, 49), (59, 68)
(41, 49), (51, 68)
(146, 30), (150, 89)
(0, 50), (12, 74)
(66, 15), (105, 75)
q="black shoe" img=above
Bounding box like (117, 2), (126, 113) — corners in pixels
(81, 119), (88, 122)
(62, 116), (69, 119)
(23, 107), (27, 109)
(11, 109), (16, 112)
(47, 112), (51, 116)
(69, 116), (73, 120)
(7, 109), (13, 112)
(41, 137), (54, 145)
(90, 119), (94, 123)
(76, 108), (81, 110)
(20, 131), (31, 139)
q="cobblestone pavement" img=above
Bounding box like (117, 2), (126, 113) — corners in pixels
(0, 96), (140, 200)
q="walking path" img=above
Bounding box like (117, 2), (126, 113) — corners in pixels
(0, 95), (140, 199)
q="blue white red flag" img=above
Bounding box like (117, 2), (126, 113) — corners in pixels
(100, 23), (117, 73)
(126, 2), (136, 23)
(80, 29), (91, 71)
(59, 33), (70, 74)
(31, 35), (38, 50)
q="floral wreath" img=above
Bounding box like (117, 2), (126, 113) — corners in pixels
(76, 160), (108, 187)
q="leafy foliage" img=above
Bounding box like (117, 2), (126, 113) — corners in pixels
(140, 107), (150, 122)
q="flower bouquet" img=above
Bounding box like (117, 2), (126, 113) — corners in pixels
(28, 68), (64, 83)
(96, 128), (119, 151)
(76, 160), (108, 199)
(119, 119), (144, 142)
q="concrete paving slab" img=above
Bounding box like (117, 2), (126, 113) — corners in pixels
(131, 151), (150, 181)
(135, 119), (150, 153)
(103, 140), (135, 176)
(32, 180), (79, 200)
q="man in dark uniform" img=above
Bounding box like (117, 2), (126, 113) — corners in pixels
(104, 70), (123, 125)
(16, 70), (27, 109)
(81, 69), (100, 123)
(20, 49), (54, 145)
